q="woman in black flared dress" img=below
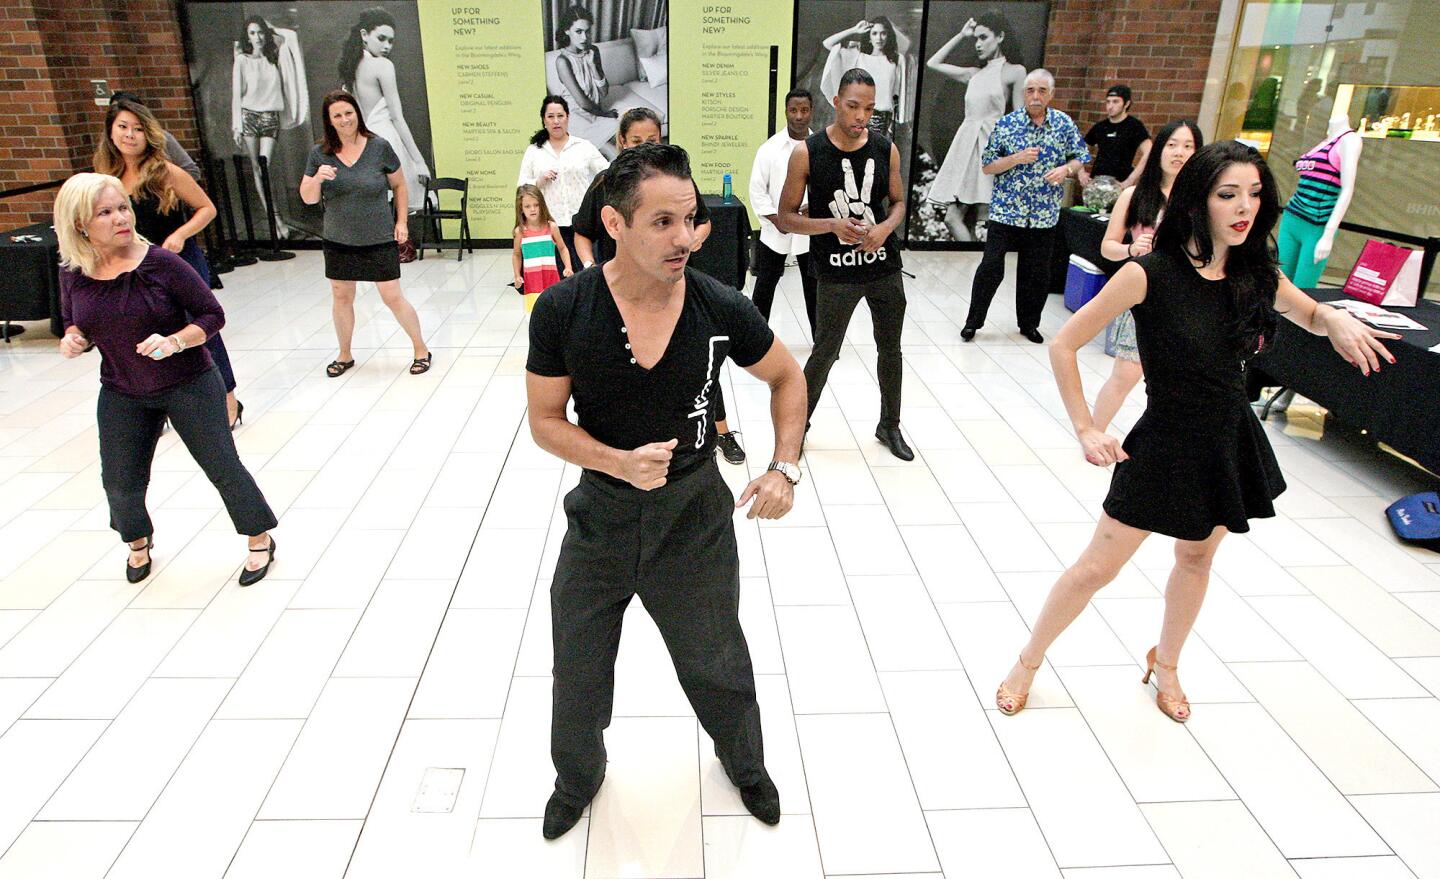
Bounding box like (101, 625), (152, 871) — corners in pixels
(994, 141), (1399, 723)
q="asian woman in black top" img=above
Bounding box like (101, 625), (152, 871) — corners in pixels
(993, 141), (1398, 724)
(96, 98), (244, 428)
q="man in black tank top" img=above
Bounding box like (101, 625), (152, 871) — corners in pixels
(777, 68), (913, 460)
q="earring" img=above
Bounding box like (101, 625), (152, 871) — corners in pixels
(81, 230), (89, 238)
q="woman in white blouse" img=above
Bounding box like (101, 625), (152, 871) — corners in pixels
(518, 95), (609, 273)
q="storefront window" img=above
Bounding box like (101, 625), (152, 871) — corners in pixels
(1218, 0), (1440, 298)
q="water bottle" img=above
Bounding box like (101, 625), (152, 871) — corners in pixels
(722, 173), (733, 203)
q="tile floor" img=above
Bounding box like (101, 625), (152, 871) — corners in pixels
(0, 248), (1437, 878)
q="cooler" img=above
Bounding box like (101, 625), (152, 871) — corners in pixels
(1064, 255), (1105, 312)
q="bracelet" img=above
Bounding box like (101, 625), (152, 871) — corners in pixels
(169, 334), (186, 353)
(1127, 242), (1136, 259)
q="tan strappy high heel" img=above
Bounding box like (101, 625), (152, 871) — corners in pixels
(1143, 646), (1191, 723)
(996, 654), (1041, 716)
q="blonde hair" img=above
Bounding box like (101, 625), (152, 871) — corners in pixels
(94, 98), (179, 214)
(55, 172), (151, 277)
(514, 184), (555, 230)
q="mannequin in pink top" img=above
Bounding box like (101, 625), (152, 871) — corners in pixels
(1092, 120), (1203, 432)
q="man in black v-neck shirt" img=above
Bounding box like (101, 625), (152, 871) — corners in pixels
(526, 143), (807, 841)
(1079, 84), (1151, 188)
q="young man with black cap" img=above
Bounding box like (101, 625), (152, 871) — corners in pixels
(1079, 85), (1151, 189)
(526, 142), (807, 841)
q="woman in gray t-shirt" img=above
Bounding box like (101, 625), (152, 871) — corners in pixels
(300, 90), (431, 377)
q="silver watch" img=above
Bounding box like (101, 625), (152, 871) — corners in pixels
(767, 461), (802, 485)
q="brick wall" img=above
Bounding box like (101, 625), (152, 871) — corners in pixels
(0, 0), (197, 229)
(1044, 0), (1222, 130)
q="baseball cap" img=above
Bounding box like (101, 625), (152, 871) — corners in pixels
(1106, 85), (1132, 103)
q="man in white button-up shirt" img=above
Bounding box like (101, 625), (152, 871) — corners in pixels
(749, 89), (817, 334)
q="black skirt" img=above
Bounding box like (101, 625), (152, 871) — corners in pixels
(323, 240), (400, 282)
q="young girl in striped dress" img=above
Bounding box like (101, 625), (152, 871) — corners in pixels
(512, 184), (573, 312)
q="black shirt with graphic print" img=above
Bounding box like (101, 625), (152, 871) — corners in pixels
(527, 265), (774, 484)
(804, 129), (902, 283)
(1085, 116), (1150, 181)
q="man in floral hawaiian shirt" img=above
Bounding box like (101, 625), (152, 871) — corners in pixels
(963, 69), (1089, 344)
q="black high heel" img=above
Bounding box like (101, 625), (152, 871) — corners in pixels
(238, 536), (275, 586)
(126, 537), (153, 583)
(230, 400), (245, 431)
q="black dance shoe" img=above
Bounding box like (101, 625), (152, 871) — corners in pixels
(875, 427), (915, 462)
(961, 326), (978, 341)
(739, 772), (781, 825)
(238, 536), (275, 587)
(716, 431), (746, 465)
(126, 537), (153, 583)
(542, 791), (586, 840)
(1020, 327), (1045, 344)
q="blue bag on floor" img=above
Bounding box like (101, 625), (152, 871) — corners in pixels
(1386, 492), (1440, 553)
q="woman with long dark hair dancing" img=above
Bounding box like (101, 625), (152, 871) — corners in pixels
(339, 6), (431, 212)
(993, 141), (1398, 723)
(1091, 120), (1203, 431)
(819, 16), (910, 137)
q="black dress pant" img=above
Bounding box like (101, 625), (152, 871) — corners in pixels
(967, 220), (1056, 332)
(98, 367), (277, 542)
(550, 460), (764, 808)
(803, 271), (906, 430)
(558, 225), (582, 278)
(751, 242), (818, 335)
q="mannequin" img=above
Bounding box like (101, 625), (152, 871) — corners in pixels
(1277, 115), (1361, 288)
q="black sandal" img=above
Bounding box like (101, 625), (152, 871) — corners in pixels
(126, 537), (153, 584)
(409, 353), (433, 375)
(326, 359), (355, 378)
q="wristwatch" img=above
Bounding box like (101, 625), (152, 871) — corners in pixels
(767, 461), (802, 485)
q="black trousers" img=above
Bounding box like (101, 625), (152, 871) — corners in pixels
(803, 271), (906, 430)
(98, 367), (277, 543)
(558, 225), (582, 278)
(966, 220), (1056, 332)
(751, 242), (817, 335)
(550, 460), (764, 808)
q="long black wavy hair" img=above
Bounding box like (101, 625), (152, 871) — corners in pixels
(1125, 119), (1204, 231)
(861, 16), (901, 66)
(1153, 140), (1281, 362)
(338, 7), (396, 92)
(555, 5), (594, 49)
(973, 11), (1019, 62)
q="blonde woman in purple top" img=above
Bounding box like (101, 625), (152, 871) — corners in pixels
(56, 173), (277, 587)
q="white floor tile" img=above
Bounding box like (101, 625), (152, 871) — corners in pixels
(1091, 596), (1254, 703)
(1348, 793), (1440, 879)
(0, 719), (107, 853)
(796, 713), (939, 874)
(701, 814), (824, 879)
(39, 678), (231, 819)
(926, 808), (1062, 878)
(1186, 703), (1388, 858)
(1290, 856), (1419, 879)
(988, 707), (1167, 867)
(155, 579), (301, 677)
(699, 674), (809, 817)
(478, 676), (555, 818)
(1249, 596), (1428, 699)
(937, 602), (1073, 709)
(217, 609), (360, 719)
(287, 529), (405, 609)
(585, 716), (703, 879)
(1141, 800), (1295, 878)
(849, 576), (959, 671)
(0, 820), (136, 879)
(260, 677), (415, 818)
(881, 670), (1025, 809)
(453, 528), (548, 609)
(105, 719), (301, 879)
(822, 506), (916, 576)
(24, 608), (195, 719)
(774, 606), (884, 714)
(0, 678), (48, 734)
(333, 579), (454, 677)
(225, 820), (362, 879)
(759, 527), (850, 605)
(1354, 699), (1440, 790)
(899, 523), (1007, 601)
(1291, 566), (1440, 657)
(1232, 663), (1435, 795)
(1056, 665), (1235, 803)
(468, 817), (588, 878)
(957, 502), (1063, 572)
(410, 608), (525, 719)
(0, 579), (141, 676)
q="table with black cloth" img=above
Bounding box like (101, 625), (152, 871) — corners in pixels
(1057, 207), (1123, 288)
(0, 221), (63, 340)
(1247, 288), (1440, 475)
(690, 195), (751, 290)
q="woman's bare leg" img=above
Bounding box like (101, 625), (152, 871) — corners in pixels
(1092, 358), (1144, 433)
(1000, 514), (1150, 696)
(375, 280), (427, 358)
(330, 280), (357, 361)
(944, 202), (973, 242)
(1150, 527), (1228, 716)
